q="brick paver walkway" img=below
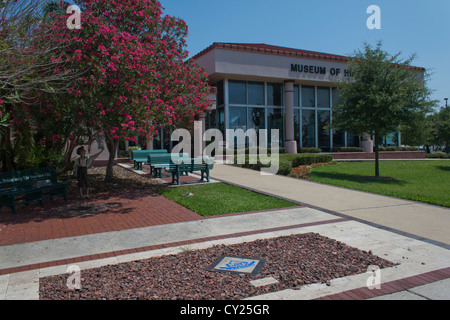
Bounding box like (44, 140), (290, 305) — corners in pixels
(0, 188), (202, 246)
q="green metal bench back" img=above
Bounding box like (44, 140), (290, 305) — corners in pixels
(0, 167), (56, 190)
(148, 153), (190, 165)
(132, 149), (168, 160)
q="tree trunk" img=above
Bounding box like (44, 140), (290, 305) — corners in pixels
(1, 126), (14, 172)
(104, 131), (117, 182)
(57, 140), (77, 175)
(374, 133), (380, 177)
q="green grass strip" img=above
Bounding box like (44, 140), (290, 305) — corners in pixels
(158, 182), (298, 217)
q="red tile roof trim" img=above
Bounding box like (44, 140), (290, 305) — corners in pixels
(191, 43), (425, 72)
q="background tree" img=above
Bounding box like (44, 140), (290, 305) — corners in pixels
(400, 110), (432, 148)
(0, 0), (85, 171)
(332, 41), (436, 177)
(431, 106), (450, 153)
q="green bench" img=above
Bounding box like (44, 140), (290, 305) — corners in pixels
(147, 153), (190, 178)
(166, 158), (215, 185)
(131, 149), (168, 170)
(0, 167), (69, 214)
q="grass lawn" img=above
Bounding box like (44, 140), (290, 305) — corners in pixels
(310, 160), (450, 207)
(158, 182), (298, 217)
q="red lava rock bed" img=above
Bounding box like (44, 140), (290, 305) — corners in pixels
(39, 233), (397, 300)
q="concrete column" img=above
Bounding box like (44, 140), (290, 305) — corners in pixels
(194, 113), (206, 158)
(284, 80), (297, 154)
(361, 133), (373, 153)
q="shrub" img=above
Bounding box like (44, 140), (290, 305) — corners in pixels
(298, 147), (321, 153)
(337, 147), (364, 152)
(289, 165), (312, 179)
(426, 152), (450, 159)
(128, 146), (141, 158)
(277, 160), (293, 176)
(290, 154), (333, 167)
(378, 146), (420, 152)
(225, 147), (286, 155)
(232, 153), (333, 176)
(289, 161), (336, 180)
(399, 146), (420, 151)
(378, 146), (397, 151)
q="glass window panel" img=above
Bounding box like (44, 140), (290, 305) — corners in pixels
(218, 108), (224, 134)
(267, 108), (284, 147)
(301, 85), (315, 108)
(206, 110), (216, 131)
(302, 109), (315, 147)
(229, 80), (246, 105)
(318, 110), (331, 151)
(333, 130), (345, 150)
(317, 87), (330, 109)
(248, 108), (265, 147)
(248, 82), (265, 105)
(294, 109), (300, 148)
(267, 83), (283, 106)
(347, 133), (360, 147)
(332, 87), (339, 107)
(294, 85), (300, 107)
(248, 108), (265, 130)
(216, 81), (224, 106)
(229, 107), (247, 131)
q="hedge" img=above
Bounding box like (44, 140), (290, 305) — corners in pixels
(378, 146), (420, 151)
(224, 147), (286, 155)
(233, 153), (333, 176)
(289, 154), (334, 167)
(336, 147), (364, 152)
(298, 147), (321, 153)
(426, 152), (450, 159)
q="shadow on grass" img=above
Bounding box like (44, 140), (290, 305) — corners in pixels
(437, 166), (450, 172)
(311, 171), (406, 186)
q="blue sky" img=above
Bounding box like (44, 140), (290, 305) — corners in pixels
(160, 0), (450, 109)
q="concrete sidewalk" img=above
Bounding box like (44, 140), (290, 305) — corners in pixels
(210, 164), (450, 247)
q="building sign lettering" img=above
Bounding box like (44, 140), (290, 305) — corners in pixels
(290, 64), (351, 77)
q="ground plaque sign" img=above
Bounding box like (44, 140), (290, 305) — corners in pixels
(206, 255), (266, 276)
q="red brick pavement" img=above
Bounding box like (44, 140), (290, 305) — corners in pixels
(0, 188), (202, 246)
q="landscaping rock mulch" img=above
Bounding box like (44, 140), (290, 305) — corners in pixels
(39, 232), (397, 300)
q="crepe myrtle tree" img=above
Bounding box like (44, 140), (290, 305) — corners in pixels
(332, 41), (436, 177)
(45, 0), (212, 181)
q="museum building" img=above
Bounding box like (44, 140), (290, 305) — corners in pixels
(191, 43), (426, 153)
